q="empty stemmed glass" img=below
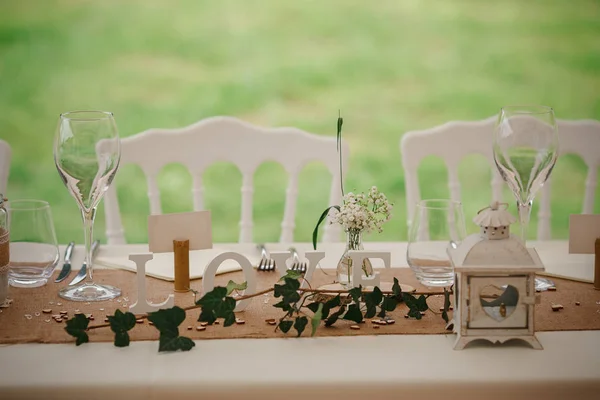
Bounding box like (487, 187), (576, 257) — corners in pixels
(493, 105), (559, 291)
(54, 111), (121, 301)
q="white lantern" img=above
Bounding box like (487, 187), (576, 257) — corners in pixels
(448, 202), (544, 350)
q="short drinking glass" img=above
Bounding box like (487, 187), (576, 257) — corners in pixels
(407, 199), (466, 287)
(8, 200), (60, 288)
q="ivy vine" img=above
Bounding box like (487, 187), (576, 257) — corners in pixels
(65, 273), (452, 352)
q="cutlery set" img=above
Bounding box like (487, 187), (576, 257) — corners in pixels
(54, 240), (100, 285)
(256, 244), (307, 273)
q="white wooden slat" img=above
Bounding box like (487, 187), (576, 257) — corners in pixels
(192, 173), (205, 211)
(239, 174), (254, 243)
(146, 174), (162, 215)
(104, 185), (126, 244)
(447, 166), (462, 204)
(280, 172), (298, 243)
(583, 168), (597, 214)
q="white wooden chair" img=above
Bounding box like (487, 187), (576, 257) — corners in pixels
(0, 140), (10, 195)
(400, 117), (600, 240)
(104, 116), (348, 244)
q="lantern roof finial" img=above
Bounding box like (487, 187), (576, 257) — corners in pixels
(473, 202), (517, 228)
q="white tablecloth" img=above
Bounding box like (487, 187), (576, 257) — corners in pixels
(0, 241), (599, 400)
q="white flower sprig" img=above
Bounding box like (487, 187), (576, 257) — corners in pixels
(330, 186), (392, 233)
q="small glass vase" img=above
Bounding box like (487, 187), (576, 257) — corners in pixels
(336, 229), (373, 288)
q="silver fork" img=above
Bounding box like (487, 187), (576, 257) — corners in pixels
(289, 247), (307, 273)
(257, 243), (276, 271)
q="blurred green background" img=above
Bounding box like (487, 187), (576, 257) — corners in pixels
(1, 0), (599, 244)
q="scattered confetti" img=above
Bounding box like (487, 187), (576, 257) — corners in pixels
(0, 299), (13, 308)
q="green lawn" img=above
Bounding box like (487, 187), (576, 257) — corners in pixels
(1, 0), (599, 244)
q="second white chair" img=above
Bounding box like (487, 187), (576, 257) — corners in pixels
(400, 117), (600, 240)
(104, 116), (348, 244)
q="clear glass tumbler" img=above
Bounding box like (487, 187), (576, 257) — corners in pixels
(407, 199), (466, 287)
(8, 200), (60, 288)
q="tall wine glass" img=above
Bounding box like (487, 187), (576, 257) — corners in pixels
(493, 105), (559, 291)
(54, 111), (121, 301)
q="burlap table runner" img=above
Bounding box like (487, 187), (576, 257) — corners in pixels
(1, 267), (599, 344)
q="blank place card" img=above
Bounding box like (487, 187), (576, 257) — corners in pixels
(569, 214), (600, 254)
(148, 211), (213, 253)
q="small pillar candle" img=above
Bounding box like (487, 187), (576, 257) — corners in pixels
(174, 239), (190, 293)
(594, 238), (600, 291)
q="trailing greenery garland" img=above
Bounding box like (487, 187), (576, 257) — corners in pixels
(65, 270), (452, 352)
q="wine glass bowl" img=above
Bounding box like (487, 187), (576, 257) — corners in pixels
(493, 105), (559, 291)
(54, 111), (121, 301)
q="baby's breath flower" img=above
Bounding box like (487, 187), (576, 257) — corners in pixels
(331, 186), (392, 233)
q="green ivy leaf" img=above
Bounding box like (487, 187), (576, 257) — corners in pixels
(322, 295), (341, 319)
(225, 280), (247, 296)
(273, 277), (301, 304)
(195, 286), (227, 308)
(348, 286), (362, 304)
(306, 295), (342, 320)
(325, 305), (346, 327)
(404, 293), (429, 320)
(392, 277), (403, 299)
(310, 303), (323, 337)
(306, 302), (321, 314)
(279, 270), (303, 282)
(342, 304), (363, 323)
(223, 311), (236, 327)
(148, 306), (186, 336)
(364, 286), (383, 318)
(196, 286), (236, 325)
(273, 300), (293, 312)
(107, 309), (137, 347)
(158, 335), (195, 352)
(198, 308), (216, 325)
(65, 313), (89, 346)
(278, 320), (293, 333)
(294, 316), (308, 337)
(148, 306), (195, 352)
(381, 296), (398, 312)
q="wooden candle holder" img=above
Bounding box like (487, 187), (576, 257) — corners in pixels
(174, 239), (190, 292)
(595, 238), (600, 291)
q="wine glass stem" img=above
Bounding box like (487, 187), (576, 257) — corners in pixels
(81, 207), (96, 283)
(517, 200), (532, 244)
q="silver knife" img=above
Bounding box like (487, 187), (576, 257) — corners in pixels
(68, 240), (100, 286)
(54, 241), (75, 283)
